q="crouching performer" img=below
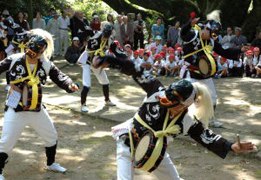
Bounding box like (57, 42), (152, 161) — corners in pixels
(0, 29), (79, 180)
(93, 44), (257, 180)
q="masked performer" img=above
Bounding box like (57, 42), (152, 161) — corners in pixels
(78, 23), (116, 112)
(93, 48), (257, 180)
(0, 29), (79, 180)
(180, 13), (248, 127)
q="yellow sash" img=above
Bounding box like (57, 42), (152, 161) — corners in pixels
(87, 39), (107, 64)
(183, 25), (216, 76)
(10, 58), (40, 110)
(12, 40), (28, 53)
(129, 110), (182, 171)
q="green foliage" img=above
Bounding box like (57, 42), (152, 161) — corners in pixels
(0, 0), (65, 17)
(70, 0), (116, 22)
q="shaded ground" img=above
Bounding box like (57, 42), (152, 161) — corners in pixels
(0, 58), (260, 180)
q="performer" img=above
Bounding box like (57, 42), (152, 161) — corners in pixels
(180, 12), (248, 127)
(78, 23), (116, 112)
(3, 20), (29, 91)
(0, 29), (79, 180)
(93, 48), (257, 180)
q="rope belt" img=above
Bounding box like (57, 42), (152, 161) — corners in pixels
(10, 58), (40, 110)
(129, 110), (182, 171)
(87, 39), (107, 64)
(12, 40), (28, 53)
(183, 25), (216, 76)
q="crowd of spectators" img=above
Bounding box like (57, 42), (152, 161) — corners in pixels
(0, 8), (261, 77)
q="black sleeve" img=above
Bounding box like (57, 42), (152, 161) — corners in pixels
(180, 20), (196, 42)
(0, 58), (12, 74)
(213, 41), (241, 60)
(49, 63), (74, 93)
(103, 43), (164, 96)
(188, 121), (233, 159)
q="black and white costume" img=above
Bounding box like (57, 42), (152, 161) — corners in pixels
(180, 20), (241, 106)
(78, 29), (117, 110)
(0, 52), (74, 178)
(100, 53), (233, 180)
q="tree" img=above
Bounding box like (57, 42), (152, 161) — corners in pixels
(102, 0), (260, 41)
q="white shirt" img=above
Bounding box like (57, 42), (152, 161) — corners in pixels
(154, 60), (165, 68)
(166, 61), (176, 69)
(150, 43), (162, 54)
(58, 16), (70, 29)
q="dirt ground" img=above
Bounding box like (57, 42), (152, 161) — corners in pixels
(0, 59), (260, 180)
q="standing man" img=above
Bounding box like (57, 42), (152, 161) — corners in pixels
(133, 13), (146, 50)
(46, 12), (60, 57)
(167, 21), (180, 47)
(120, 16), (134, 47)
(221, 27), (235, 49)
(114, 15), (123, 46)
(58, 10), (70, 56)
(74, 11), (91, 45)
(151, 17), (164, 41)
(231, 27), (247, 48)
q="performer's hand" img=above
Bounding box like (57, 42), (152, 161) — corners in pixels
(241, 45), (249, 52)
(69, 83), (79, 91)
(231, 142), (257, 153)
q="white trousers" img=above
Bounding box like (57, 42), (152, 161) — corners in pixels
(53, 35), (60, 56)
(186, 77), (217, 106)
(59, 30), (69, 56)
(0, 107), (58, 154)
(116, 139), (183, 180)
(82, 64), (110, 87)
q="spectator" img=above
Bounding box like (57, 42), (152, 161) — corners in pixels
(23, 13), (30, 30)
(231, 27), (247, 48)
(2, 9), (15, 42)
(65, 37), (83, 65)
(151, 17), (164, 41)
(0, 20), (8, 60)
(133, 13), (146, 50)
(114, 15), (123, 46)
(2, 10), (14, 22)
(140, 51), (153, 71)
(132, 50), (142, 65)
(255, 52), (261, 77)
(153, 54), (166, 76)
(221, 27), (235, 49)
(33, 12), (46, 29)
(70, 11), (79, 39)
(15, 12), (29, 30)
(150, 35), (162, 54)
(90, 15), (101, 31)
(74, 11), (91, 45)
(215, 57), (228, 78)
(251, 32), (261, 50)
(44, 8), (55, 24)
(243, 50), (255, 77)
(253, 47), (260, 69)
(167, 21), (180, 47)
(46, 12), (59, 57)
(58, 10), (70, 56)
(164, 54), (178, 76)
(228, 58), (243, 77)
(120, 16), (134, 47)
(106, 14), (114, 25)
